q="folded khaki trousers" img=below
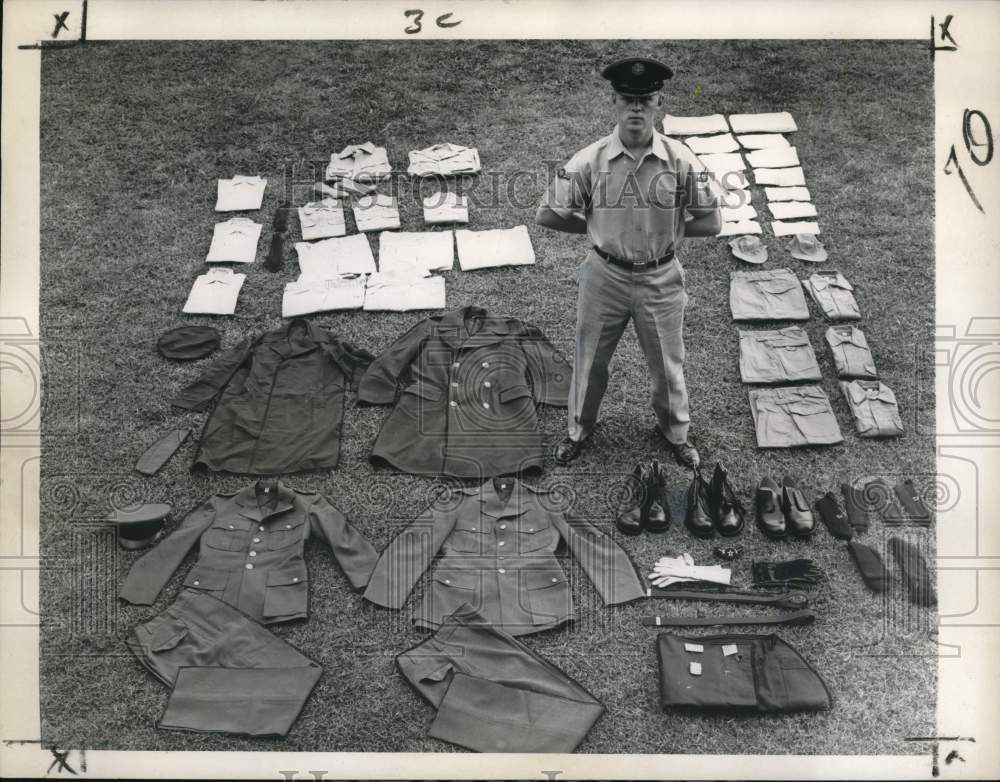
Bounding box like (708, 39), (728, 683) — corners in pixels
(397, 604), (605, 752)
(126, 589), (321, 736)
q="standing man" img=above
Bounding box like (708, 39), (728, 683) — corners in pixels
(536, 56), (721, 468)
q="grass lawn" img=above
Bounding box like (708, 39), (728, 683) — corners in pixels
(39, 39), (936, 755)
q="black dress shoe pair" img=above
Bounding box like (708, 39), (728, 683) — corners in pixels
(684, 463), (746, 539)
(755, 477), (815, 539)
(615, 461), (671, 536)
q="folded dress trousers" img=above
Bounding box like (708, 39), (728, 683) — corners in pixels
(364, 478), (646, 635)
(748, 385), (843, 448)
(170, 319), (373, 473)
(120, 480), (378, 623)
(840, 380), (904, 437)
(738, 326), (822, 383)
(804, 271), (861, 320)
(126, 588), (322, 737)
(730, 268), (810, 321)
(396, 603), (605, 752)
(728, 111), (798, 134)
(423, 191), (469, 225)
(358, 306), (570, 477)
(295, 233), (376, 276)
(825, 325), (878, 379)
(378, 230), (455, 274)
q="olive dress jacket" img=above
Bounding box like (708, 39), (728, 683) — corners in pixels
(171, 319), (373, 474)
(363, 478), (646, 635)
(120, 481), (378, 624)
(358, 306), (571, 478)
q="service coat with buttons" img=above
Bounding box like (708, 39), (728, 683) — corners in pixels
(363, 478), (646, 635)
(358, 306), (571, 478)
(119, 481), (378, 624)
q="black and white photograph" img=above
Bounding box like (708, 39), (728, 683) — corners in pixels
(1, 0), (998, 778)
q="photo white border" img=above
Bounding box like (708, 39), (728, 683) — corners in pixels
(2, 0), (998, 778)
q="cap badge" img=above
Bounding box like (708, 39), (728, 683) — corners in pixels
(632, 62), (645, 75)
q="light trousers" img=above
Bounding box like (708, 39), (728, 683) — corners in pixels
(569, 249), (690, 444)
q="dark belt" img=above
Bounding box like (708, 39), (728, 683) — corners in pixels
(641, 609), (817, 627)
(645, 586), (809, 610)
(594, 245), (674, 271)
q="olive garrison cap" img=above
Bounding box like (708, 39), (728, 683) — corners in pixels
(156, 325), (221, 360)
(601, 57), (674, 96)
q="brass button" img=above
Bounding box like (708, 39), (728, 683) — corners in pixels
(498, 568), (506, 574)
(249, 551), (257, 557)
(499, 524), (507, 530)
(528, 527), (534, 532)
(451, 381), (459, 387)
(452, 362), (460, 368)
(482, 402), (490, 409)
(292, 577), (299, 583)
(482, 362), (490, 368)
(444, 579), (451, 584)
(193, 580), (200, 586)
(228, 524), (235, 529)
(245, 563), (254, 570)
(252, 537), (261, 543)
(449, 401), (458, 407)
(551, 577), (558, 583)
(483, 381), (491, 388)
(259, 526), (265, 531)
(285, 524), (292, 529)
(498, 541), (505, 547)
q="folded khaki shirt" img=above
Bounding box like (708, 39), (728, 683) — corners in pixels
(698, 152), (747, 175)
(684, 133), (739, 154)
(215, 175), (266, 212)
(730, 268), (810, 321)
(765, 186), (812, 202)
(325, 142), (392, 184)
(748, 385), (843, 448)
(363, 271), (446, 311)
(407, 143), (481, 176)
(840, 380), (903, 437)
(718, 188), (753, 210)
(378, 230), (454, 274)
(423, 192), (469, 225)
(768, 201), (817, 220)
(746, 147), (800, 169)
(295, 233), (376, 277)
(205, 217), (262, 263)
(826, 325), (878, 379)
(721, 203), (758, 222)
(803, 271), (861, 320)
(754, 167), (806, 186)
(729, 112), (798, 134)
(662, 113), (729, 136)
(298, 198), (347, 241)
(739, 326), (822, 383)
(737, 133), (791, 149)
(773, 220), (820, 237)
(455, 225), (536, 271)
(353, 193), (401, 232)
(282, 274), (366, 317)
(718, 220), (763, 237)
(182, 267), (246, 315)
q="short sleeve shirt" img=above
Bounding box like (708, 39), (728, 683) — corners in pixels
(541, 129), (719, 262)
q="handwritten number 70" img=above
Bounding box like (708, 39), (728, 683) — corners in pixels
(944, 109), (993, 213)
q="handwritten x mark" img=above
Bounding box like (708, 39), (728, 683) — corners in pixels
(52, 11), (70, 38)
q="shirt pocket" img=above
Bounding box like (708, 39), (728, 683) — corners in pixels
(146, 616), (191, 653)
(267, 516), (307, 551)
(785, 398), (838, 442)
(446, 518), (490, 553)
(183, 564), (231, 595)
(524, 569), (572, 626)
(202, 519), (253, 552)
(262, 561), (308, 619)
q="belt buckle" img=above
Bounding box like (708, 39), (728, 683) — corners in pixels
(631, 258), (650, 271)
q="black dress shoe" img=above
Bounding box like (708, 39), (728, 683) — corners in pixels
(554, 436), (585, 465)
(755, 477), (787, 539)
(708, 462), (745, 537)
(616, 462), (651, 536)
(781, 476), (815, 537)
(684, 469), (715, 538)
(666, 439), (700, 470)
(646, 460), (672, 533)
